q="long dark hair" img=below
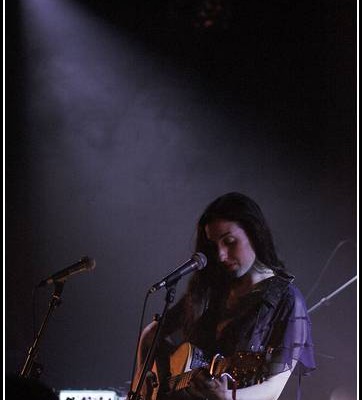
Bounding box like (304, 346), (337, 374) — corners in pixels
(182, 192), (285, 337)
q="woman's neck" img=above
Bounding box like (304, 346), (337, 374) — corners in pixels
(229, 260), (275, 295)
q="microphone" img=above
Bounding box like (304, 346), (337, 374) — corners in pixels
(149, 252), (207, 293)
(37, 256), (96, 287)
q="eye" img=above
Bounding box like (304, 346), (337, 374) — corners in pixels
(223, 236), (236, 245)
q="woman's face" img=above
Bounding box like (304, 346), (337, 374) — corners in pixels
(205, 219), (256, 278)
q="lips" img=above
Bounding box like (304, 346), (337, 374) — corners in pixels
(223, 263), (237, 269)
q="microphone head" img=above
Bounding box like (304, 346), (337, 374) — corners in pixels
(193, 252), (207, 270)
(81, 256), (96, 271)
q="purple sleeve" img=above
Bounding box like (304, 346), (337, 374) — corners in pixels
(268, 285), (316, 376)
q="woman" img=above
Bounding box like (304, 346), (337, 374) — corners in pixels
(134, 192), (315, 400)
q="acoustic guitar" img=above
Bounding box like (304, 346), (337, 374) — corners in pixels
(145, 342), (268, 400)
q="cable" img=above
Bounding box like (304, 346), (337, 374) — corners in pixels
(129, 290), (151, 392)
(31, 286), (39, 340)
(305, 239), (356, 301)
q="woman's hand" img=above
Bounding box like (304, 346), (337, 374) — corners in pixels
(189, 369), (230, 400)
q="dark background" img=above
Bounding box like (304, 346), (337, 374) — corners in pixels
(6, 1), (357, 399)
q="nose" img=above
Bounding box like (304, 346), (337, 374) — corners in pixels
(218, 246), (227, 263)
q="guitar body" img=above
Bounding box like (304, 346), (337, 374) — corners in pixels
(170, 342), (211, 376)
(145, 342), (266, 400)
(169, 342), (194, 376)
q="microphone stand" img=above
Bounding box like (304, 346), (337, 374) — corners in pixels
(128, 282), (178, 400)
(19, 281), (65, 378)
(307, 275), (357, 314)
